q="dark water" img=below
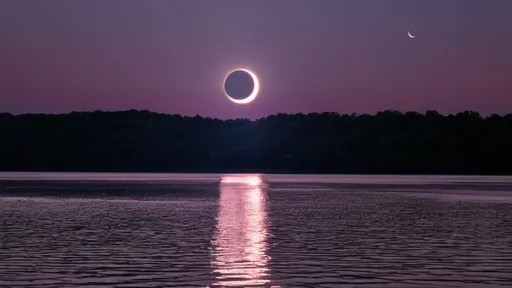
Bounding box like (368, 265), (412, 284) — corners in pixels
(1, 173), (512, 287)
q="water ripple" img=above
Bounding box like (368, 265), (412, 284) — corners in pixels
(1, 177), (512, 287)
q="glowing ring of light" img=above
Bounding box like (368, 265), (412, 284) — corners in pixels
(224, 68), (260, 104)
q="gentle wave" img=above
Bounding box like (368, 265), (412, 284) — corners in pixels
(1, 176), (512, 287)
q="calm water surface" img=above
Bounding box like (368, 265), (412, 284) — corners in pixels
(1, 173), (512, 287)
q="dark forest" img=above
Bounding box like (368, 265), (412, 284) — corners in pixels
(1, 110), (511, 174)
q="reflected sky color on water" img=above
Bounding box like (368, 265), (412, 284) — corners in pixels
(1, 173), (511, 287)
(211, 175), (271, 287)
(2, 172), (512, 185)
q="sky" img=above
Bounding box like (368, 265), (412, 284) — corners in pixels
(1, 0), (511, 118)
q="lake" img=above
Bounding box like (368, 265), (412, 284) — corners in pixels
(1, 173), (512, 287)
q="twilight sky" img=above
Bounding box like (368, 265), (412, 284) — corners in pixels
(1, 0), (511, 118)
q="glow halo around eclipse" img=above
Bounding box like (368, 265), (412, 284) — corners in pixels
(223, 69), (260, 104)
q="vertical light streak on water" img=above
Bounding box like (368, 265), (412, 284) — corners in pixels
(211, 175), (270, 287)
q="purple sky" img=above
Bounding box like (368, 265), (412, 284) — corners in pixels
(1, 0), (511, 119)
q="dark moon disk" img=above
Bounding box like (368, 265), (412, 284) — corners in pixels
(224, 70), (255, 100)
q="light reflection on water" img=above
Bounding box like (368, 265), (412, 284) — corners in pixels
(211, 175), (270, 287)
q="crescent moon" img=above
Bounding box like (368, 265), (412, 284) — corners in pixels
(408, 31), (416, 39)
(224, 69), (260, 104)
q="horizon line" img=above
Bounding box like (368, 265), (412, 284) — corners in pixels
(1, 109), (510, 120)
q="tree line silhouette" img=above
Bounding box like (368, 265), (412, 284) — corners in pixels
(1, 110), (511, 174)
